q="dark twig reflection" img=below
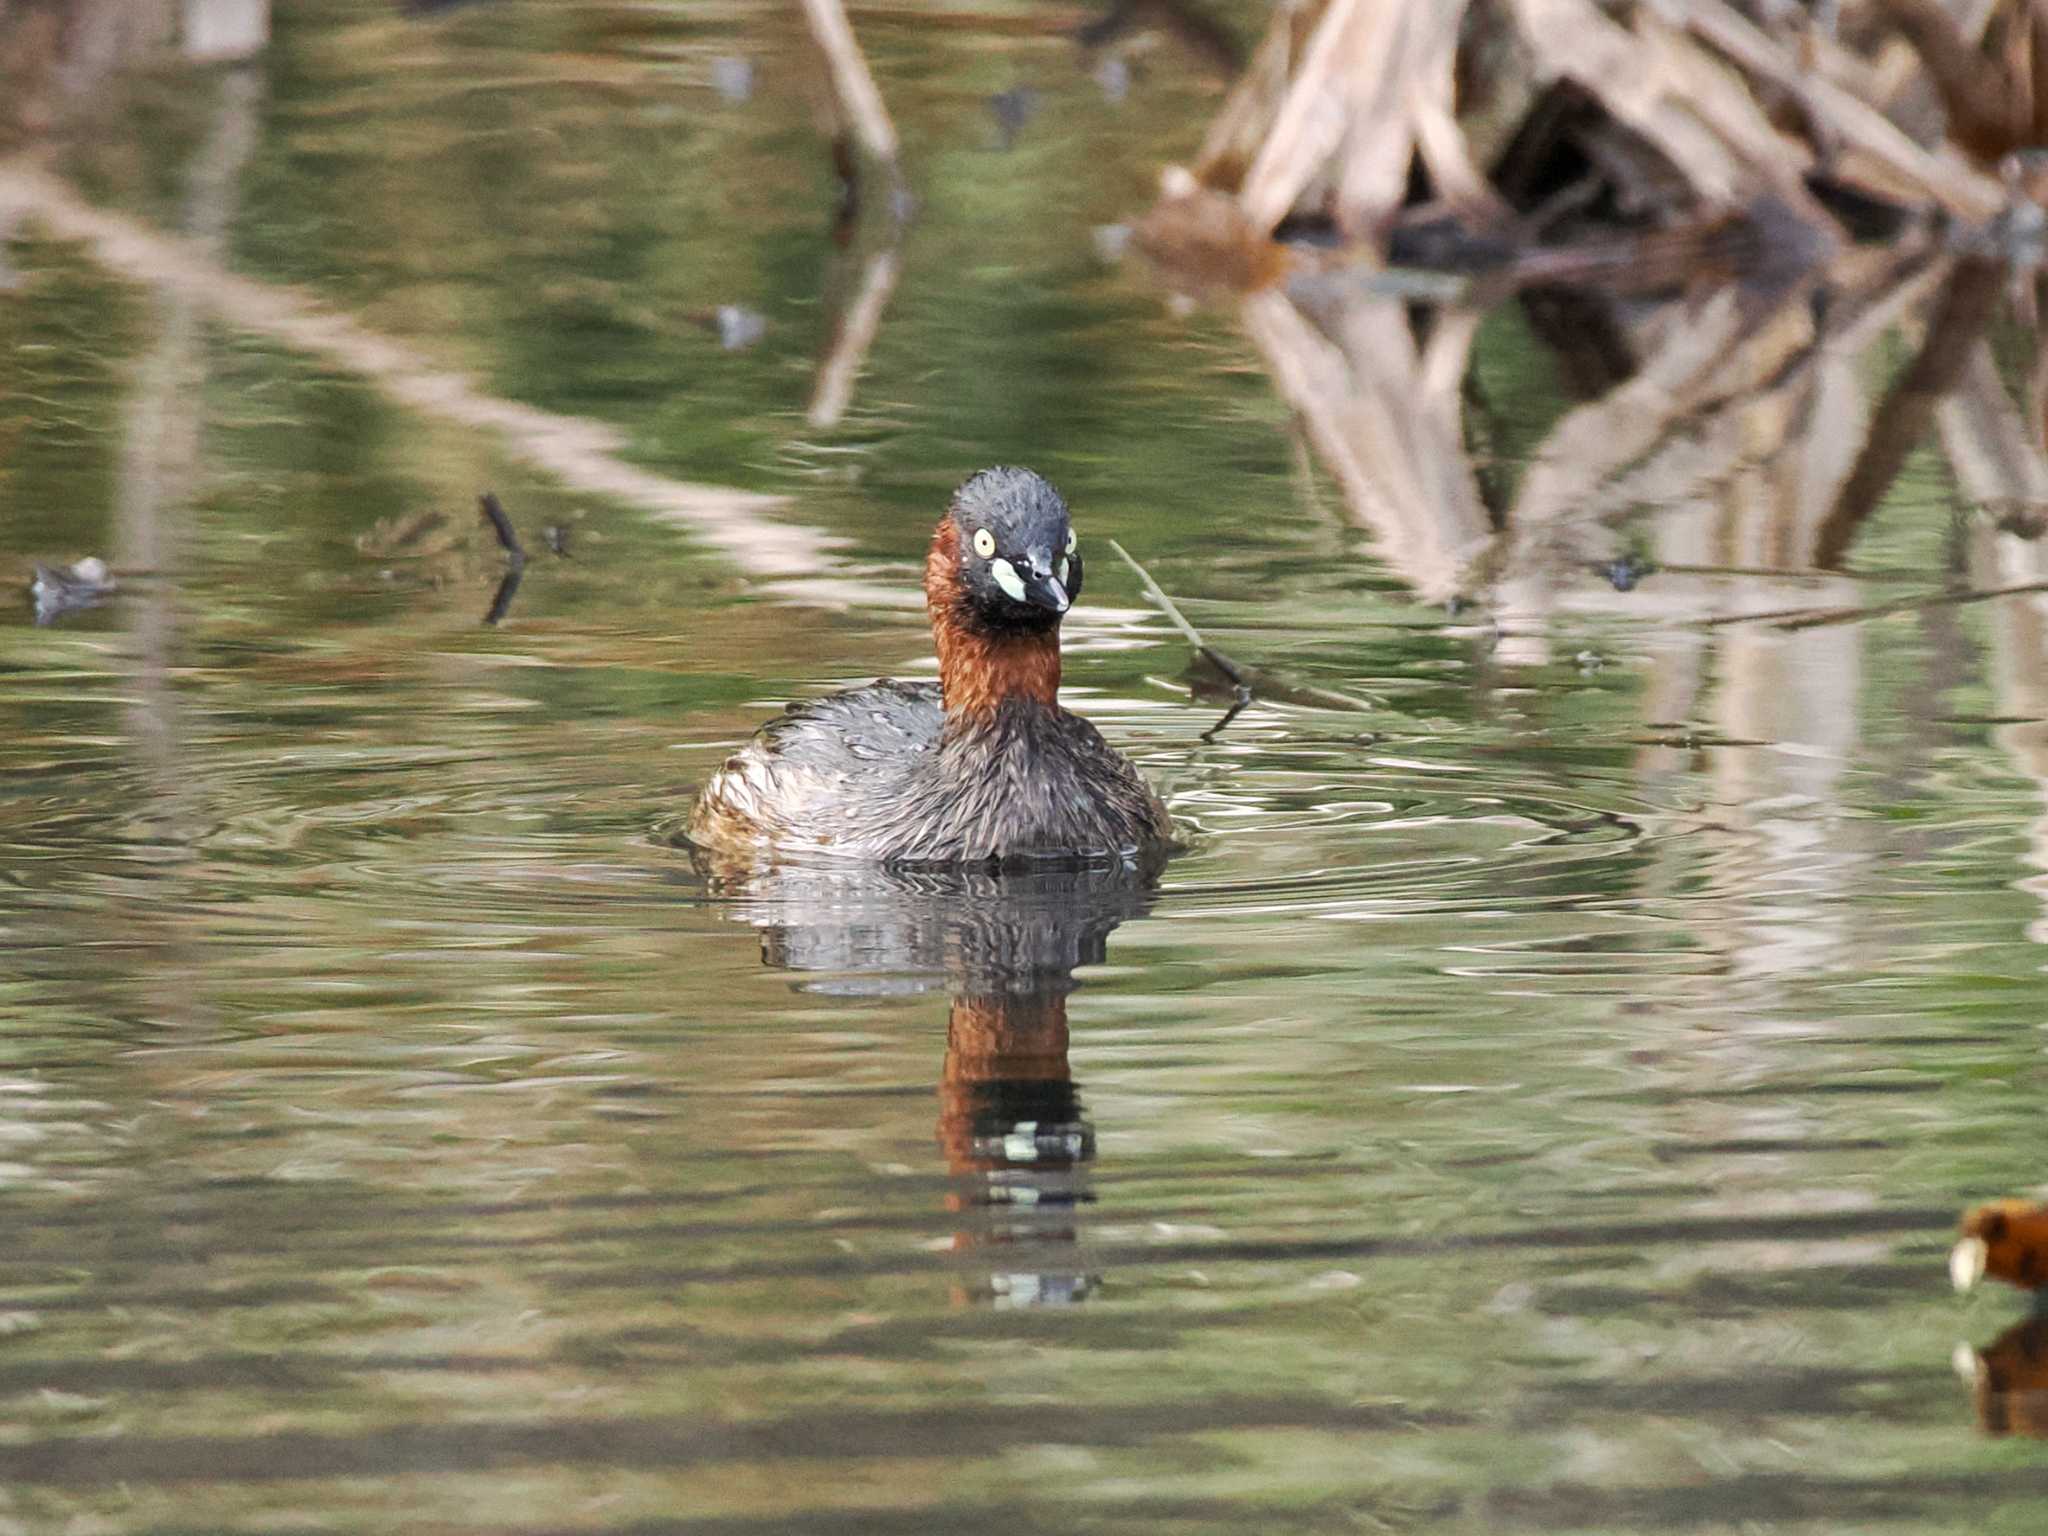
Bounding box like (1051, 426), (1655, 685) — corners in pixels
(1815, 257), (2006, 567)
(477, 490), (527, 626)
(482, 564), (523, 627)
(699, 857), (1154, 1306)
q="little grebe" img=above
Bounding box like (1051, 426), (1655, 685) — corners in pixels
(690, 467), (1172, 866)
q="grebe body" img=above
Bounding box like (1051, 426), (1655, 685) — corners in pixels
(690, 467), (1171, 867)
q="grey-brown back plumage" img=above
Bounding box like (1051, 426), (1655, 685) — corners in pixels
(691, 680), (1170, 867)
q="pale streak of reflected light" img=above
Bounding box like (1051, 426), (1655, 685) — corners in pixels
(1940, 349), (2048, 949)
(0, 161), (910, 613)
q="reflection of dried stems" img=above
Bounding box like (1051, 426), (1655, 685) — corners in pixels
(1816, 258), (2006, 566)
(107, 62), (259, 1037)
(1940, 344), (2048, 508)
(0, 161), (917, 611)
(1242, 283), (1489, 601)
(797, 0), (906, 432)
(1241, 216), (1970, 633)
(808, 245), (899, 430)
(799, 0), (898, 168)
(1938, 338), (2048, 941)
(1484, 281), (1823, 652)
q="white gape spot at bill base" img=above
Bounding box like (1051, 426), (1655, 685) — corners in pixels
(990, 557), (1027, 602)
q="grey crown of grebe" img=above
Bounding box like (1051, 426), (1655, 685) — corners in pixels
(690, 466), (1173, 866)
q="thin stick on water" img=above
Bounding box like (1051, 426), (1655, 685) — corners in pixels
(478, 491), (527, 566)
(1111, 539), (1381, 724)
(1701, 578), (2048, 632)
(1110, 538), (1252, 740)
(478, 492), (528, 627)
(1109, 538), (1249, 686)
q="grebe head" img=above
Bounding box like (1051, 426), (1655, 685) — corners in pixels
(942, 467), (1082, 637)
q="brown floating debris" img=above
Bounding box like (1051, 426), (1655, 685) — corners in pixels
(1952, 1198), (2048, 1293)
(1134, 167), (1296, 295)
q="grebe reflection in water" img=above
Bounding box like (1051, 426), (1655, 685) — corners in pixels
(700, 857), (1155, 1304)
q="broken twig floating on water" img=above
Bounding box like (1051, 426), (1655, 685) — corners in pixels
(1108, 539), (1238, 676)
(1108, 538), (1252, 740)
(1109, 539), (1378, 731)
(478, 491), (526, 627)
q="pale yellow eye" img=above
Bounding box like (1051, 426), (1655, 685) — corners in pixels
(1065, 528), (1077, 555)
(972, 528), (996, 558)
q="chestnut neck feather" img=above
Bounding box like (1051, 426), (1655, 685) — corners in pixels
(924, 519), (1061, 719)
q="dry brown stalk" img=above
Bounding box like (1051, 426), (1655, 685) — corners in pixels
(1195, 0), (1497, 238)
(1236, 0), (1391, 231)
(1192, 0), (1326, 194)
(1879, 0), (2048, 167)
(1504, 0), (1764, 206)
(1408, 3), (1500, 221)
(1680, 0), (2005, 219)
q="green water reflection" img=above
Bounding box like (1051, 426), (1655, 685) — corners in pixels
(3, 2), (2048, 1532)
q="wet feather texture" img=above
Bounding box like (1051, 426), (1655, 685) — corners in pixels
(691, 469), (1171, 866)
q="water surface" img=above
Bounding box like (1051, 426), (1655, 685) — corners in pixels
(3, 3), (2048, 1531)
